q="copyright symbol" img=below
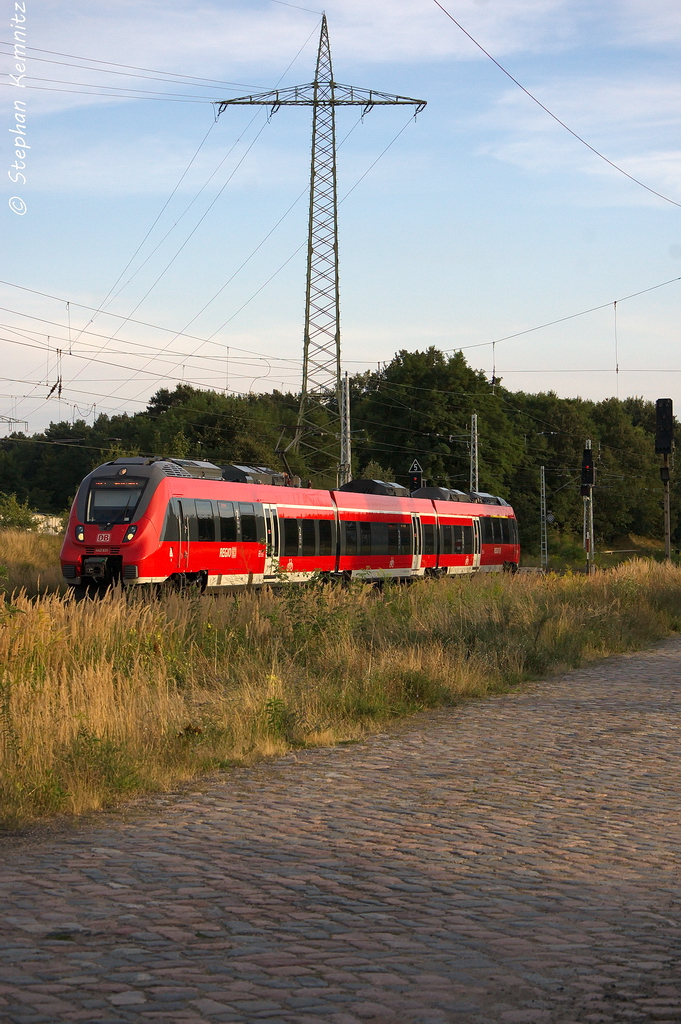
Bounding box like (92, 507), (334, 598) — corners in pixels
(8, 196), (26, 215)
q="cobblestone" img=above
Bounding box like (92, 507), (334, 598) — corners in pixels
(2, 638), (681, 1021)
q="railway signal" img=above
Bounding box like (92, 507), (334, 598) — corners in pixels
(408, 460), (423, 493)
(580, 448), (595, 495)
(655, 398), (673, 454)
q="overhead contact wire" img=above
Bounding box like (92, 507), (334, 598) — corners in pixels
(432, 0), (681, 209)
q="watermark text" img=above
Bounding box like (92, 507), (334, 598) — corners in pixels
(8, 2), (28, 215)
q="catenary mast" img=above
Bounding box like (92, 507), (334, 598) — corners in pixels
(216, 16), (425, 480)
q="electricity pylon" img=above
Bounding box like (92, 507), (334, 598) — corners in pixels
(216, 16), (426, 478)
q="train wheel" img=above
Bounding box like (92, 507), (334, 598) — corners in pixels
(171, 572), (207, 594)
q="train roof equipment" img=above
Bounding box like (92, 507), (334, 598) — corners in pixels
(411, 486), (468, 502)
(338, 479), (410, 497)
(468, 491), (510, 505)
(221, 465), (288, 486)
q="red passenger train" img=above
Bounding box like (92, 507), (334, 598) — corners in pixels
(60, 458), (520, 594)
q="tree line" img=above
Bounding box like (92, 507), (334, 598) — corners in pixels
(0, 347), (675, 551)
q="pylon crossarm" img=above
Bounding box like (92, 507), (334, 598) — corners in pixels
(216, 84), (426, 116)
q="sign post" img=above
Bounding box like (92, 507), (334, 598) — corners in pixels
(655, 398), (673, 561)
(540, 465), (548, 571)
(581, 442), (595, 575)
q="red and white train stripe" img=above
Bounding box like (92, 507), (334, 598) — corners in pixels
(60, 459), (520, 591)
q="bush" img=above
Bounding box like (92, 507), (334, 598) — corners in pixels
(0, 493), (37, 530)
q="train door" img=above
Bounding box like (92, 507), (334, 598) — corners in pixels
(262, 504), (280, 579)
(472, 517), (481, 569)
(177, 498), (191, 572)
(411, 514), (423, 573)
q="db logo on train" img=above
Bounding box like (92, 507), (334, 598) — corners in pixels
(96, 533), (111, 543)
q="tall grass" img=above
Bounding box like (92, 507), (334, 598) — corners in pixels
(0, 529), (64, 596)
(2, 560), (681, 827)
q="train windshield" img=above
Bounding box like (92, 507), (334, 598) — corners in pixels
(86, 479), (146, 524)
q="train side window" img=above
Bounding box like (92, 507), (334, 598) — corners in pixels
(360, 522), (371, 555)
(463, 525), (473, 553)
(179, 498), (198, 541)
(283, 518), (299, 556)
(453, 524), (464, 554)
(480, 517), (494, 544)
(387, 523), (399, 554)
(239, 503), (258, 543)
(318, 519), (333, 556)
(423, 523), (435, 555)
(500, 518), (510, 544)
(510, 518), (519, 545)
(254, 505), (266, 544)
(301, 519), (316, 556)
(345, 521), (358, 555)
(218, 501), (236, 542)
(195, 499), (215, 542)
(491, 518), (503, 543)
(371, 522), (389, 555)
(441, 524), (453, 555)
(162, 500), (180, 542)
(398, 523), (412, 554)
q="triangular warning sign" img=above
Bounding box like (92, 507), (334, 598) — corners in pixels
(409, 460), (423, 474)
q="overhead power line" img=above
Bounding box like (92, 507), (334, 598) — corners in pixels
(0, 81), (214, 104)
(0, 41), (261, 90)
(0, 47), (257, 96)
(448, 275), (681, 353)
(267, 0), (322, 12)
(0, 297), (293, 363)
(13, 74), (228, 101)
(431, 0), (681, 209)
(60, 20), (323, 401)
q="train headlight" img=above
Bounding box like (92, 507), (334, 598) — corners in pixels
(75, 524), (85, 542)
(123, 525), (138, 542)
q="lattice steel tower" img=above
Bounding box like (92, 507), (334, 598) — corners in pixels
(217, 16), (425, 479)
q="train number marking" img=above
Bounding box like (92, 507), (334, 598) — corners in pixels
(220, 546), (237, 558)
(96, 533), (111, 543)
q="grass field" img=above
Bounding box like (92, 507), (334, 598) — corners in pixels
(2, 556), (681, 828)
(0, 529), (64, 596)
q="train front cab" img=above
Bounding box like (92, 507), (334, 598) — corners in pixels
(61, 461), (163, 592)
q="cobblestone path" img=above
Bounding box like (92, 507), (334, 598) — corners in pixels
(2, 639), (681, 1024)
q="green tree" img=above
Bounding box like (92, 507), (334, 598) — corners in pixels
(0, 493), (37, 529)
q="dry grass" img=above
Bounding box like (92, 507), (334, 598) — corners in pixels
(0, 529), (64, 596)
(2, 559), (681, 827)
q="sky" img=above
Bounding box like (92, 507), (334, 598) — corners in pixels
(2, 0), (681, 435)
